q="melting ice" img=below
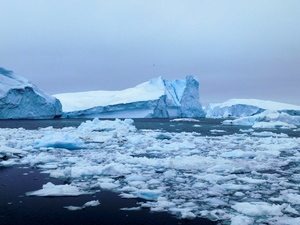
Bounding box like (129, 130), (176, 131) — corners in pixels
(1, 118), (300, 224)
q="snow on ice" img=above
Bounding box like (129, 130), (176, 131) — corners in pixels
(64, 200), (100, 211)
(1, 118), (300, 224)
(54, 76), (205, 118)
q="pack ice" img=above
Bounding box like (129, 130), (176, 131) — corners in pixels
(54, 75), (205, 118)
(1, 119), (300, 224)
(0, 67), (62, 119)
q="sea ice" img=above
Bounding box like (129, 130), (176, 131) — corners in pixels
(1, 118), (300, 224)
(170, 118), (200, 122)
(34, 133), (86, 150)
(64, 200), (100, 211)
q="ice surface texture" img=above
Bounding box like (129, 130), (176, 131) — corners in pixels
(55, 76), (205, 118)
(1, 119), (300, 224)
(0, 67), (62, 119)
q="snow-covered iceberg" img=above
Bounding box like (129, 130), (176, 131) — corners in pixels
(54, 75), (205, 118)
(206, 99), (300, 118)
(0, 67), (62, 119)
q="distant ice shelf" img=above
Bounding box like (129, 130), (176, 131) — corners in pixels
(54, 75), (206, 118)
(206, 99), (300, 129)
(205, 98), (300, 118)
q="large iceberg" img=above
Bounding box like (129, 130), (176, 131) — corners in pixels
(205, 98), (300, 118)
(0, 67), (62, 119)
(54, 75), (205, 118)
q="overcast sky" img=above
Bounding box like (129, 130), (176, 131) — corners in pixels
(1, 0), (300, 105)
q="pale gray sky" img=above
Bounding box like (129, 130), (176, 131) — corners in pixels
(1, 0), (300, 105)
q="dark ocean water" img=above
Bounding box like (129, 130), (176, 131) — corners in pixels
(0, 118), (237, 134)
(0, 119), (221, 225)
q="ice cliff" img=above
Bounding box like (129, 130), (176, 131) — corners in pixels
(205, 99), (300, 118)
(54, 75), (205, 118)
(0, 67), (62, 119)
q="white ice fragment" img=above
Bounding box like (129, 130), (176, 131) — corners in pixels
(220, 150), (256, 158)
(64, 200), (100, 211)
(232, 202), (283, 216)
(26, 182), (88, 196)
(251, 131), (288, 138)
(83, 200), (100, 207)
(283, 205), (299, 215)
(234, 192), (245, 197)
(170, 118), (200, 122)
(231, 215), (254, 225)
(238, 177), (265, 184)
(0, 145), (24, 155)
(163, 170), (177, 179)
(99, 182), (119, 190)
(282, 192), (300, 205)
(125, 174), (147, 182)
(239, 128), (254, 133)
(210, 129), (226, 133)
(34, 133), (86, 150)
(133, 189), (161, 200)
(64, 206), (83, 211)
(271, 217), (300, 225)
(253, 121), (297, 129)
(120, 207), (141, 211)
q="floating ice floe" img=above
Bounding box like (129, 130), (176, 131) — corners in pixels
(1, 118), (300, 224)
(64, 200), (100, 211)
(34, 133), (86, 150)
(210, 129), (226, 133)
(26, 182), (90, 196)
(170, 118), (200, 122)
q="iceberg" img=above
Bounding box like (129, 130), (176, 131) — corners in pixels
(54, 75), (205, 118)
(0, 67), (62, 119)
(223, 110), (300, 129)
(206, 98), (300, 118)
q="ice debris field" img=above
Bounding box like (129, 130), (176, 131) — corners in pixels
(1, 119), (300, 225)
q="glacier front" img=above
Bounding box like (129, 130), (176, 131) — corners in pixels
(54, 75), (205, 118)
(0, 67), (62, 119)
(205, 98), (300, 118)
